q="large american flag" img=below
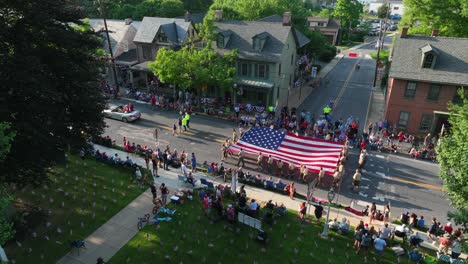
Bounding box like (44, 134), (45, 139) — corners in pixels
(229, 127), (343, 175)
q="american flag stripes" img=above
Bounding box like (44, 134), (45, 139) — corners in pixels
(229, 127), (343, 175)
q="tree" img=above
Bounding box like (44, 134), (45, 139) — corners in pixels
(159, 0), (185, 18)
(400, 0), (468, 37)
(0, 0), (107, 187)
(317, 9), (331, 18)
(332, 0), (363, 40)
(0, 124), (15, 245)
(377, 3), (389, 19)
(0, 123), (15, 162)
(149, 46), (237, 91)
(436, 88), (468, 210)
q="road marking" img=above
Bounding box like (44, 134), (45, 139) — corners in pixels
(334, 59), (362, 109)
(362, 178), (371, 181)
(359, 192), (368, 197)
(390, 177), (442, 191)
(376, 155), (385, 159)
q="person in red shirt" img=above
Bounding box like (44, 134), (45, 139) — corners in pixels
(150, 95), (156, 109)
(360, 139), (367, 150)
(444, 222), (453, 234)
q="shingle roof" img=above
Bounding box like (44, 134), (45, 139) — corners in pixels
(88, 19), (140, 58)
(175, 12), (206, 24)
(134, 17), (191, 45)
(214, 18), (310, 62)
(390, 35), (468, 86)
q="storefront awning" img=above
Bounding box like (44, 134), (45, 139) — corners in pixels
(236, 78), (274, 89)
(130, 61), (152, 73)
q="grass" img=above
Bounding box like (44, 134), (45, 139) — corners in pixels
(4, 155), (150, 264)
(109, 194), (399, 264)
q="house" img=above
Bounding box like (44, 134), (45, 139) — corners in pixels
(212, 11), (310, 108)
(368, 0), (404, 17)
(306, 17), (341, 45)
(130, 14), (198, 87)
(88, 18), (141, 83)
(385, 27), (468, 136)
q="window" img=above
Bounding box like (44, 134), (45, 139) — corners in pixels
(427, 83), (440, 101)
(404, 81), (417, 98)
(318, 22), (324, 27)
(278, 64), (282, 76)
(217, 35), (224, 48)
(240, 63), (248, 76)
(253, 38), (261, 51)
(419, 114), (433, 132)
(393, 6), (399, 10)
(254, 64), (269, 79)
(423, 53), (434, 68)
(158, 32), (168, 43)
(398, 111), (410, 129)
(142, 46), (152, 60)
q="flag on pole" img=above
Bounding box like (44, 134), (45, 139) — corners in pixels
(229, 127), (343, 175)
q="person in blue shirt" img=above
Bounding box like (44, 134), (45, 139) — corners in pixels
(191, 153), (197, 172)
(417, 215), (425, 229)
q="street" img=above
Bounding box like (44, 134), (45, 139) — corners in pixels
(103, 39), (454, 224)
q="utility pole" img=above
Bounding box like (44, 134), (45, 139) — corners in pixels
(98, 0), (120, 96)
(372, 1), (390, 88)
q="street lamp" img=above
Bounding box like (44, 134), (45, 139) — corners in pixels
(320, 188), (336, 239)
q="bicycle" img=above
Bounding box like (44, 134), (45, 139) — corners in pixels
(137, 214), (151, 230)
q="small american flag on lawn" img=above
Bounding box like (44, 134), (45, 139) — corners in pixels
(229, 127), (343, 175)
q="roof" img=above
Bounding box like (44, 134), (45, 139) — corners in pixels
(88, 19), (140, 58)
(214, 17), (310, 62)
(256, 15), (310, 47)
(307, 17), (341, 29)
(134, 17), (191, 45)
(175, 12), (206, 24)
(371, 0), (402, 4)
(307, 17), (329, 22)
(130, 61), (152, 72)
(236, 77), (274, 89)
(115, 49), (138, 65)
(390, 35), (468, 86)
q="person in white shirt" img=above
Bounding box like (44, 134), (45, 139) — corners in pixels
(379, 223), (393, 241)
(318, 167), (325, 186)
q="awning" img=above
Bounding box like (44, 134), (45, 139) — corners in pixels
(433, 110), (450, 115)
(130, 61), (152, 73)
(236, 78), (274, 89)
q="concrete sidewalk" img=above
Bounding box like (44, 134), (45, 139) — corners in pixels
(57, 144), (458, 264)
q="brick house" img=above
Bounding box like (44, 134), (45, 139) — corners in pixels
(385, 28), (468, 136)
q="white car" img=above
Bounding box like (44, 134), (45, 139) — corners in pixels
(103, 104), (141, 122)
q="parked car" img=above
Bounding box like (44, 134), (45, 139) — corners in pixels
(103, 104), (141, 122)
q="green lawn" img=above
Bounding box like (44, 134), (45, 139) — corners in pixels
(109, 195), (399, 264)
(4, 155), (150, 264)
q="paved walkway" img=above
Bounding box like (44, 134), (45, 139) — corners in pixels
(57, 143), (464, 264)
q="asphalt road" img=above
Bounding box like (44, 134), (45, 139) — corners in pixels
(103, 38), (454, 224)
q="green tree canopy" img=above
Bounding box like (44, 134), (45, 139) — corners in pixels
(317, 9), (331, 18)
(400, 0), (468, 37)
(436, 88), (468, 210)
(0, 0), (107, 187)
(377, 3), (389, 19)
(332, 0), (363, 40)
(149, 46), (237, 91)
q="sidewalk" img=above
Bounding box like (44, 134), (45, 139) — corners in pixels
(57, 144), (458, 263)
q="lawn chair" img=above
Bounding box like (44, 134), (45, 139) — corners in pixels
(436, 252), (451, 263)
(200, 178), (208, 186)
(265, 180), (274, 189)
(408, 250), (424, 263)
(275, 182), (286, 191)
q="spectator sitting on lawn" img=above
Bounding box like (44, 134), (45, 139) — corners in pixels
(264, 176), (274, 188)
(400, 211), (410, 224)
(417, 215), (425, 229)
(238, 193), (247, 210)
(340, 218), (350, 233)
(248, 199), (259, 216)
(186, 172), (195, 186)
(124, 156), (133, 167)
(226, 204), (235, 223)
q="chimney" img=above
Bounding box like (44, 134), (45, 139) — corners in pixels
(124, 18), (132, 25)
(184, 11), (191, 22)
(400, 26), (409, 38)
(282, 12), (292, 26)
(431, 29), (440, 37)
(214, 10), (223, 21)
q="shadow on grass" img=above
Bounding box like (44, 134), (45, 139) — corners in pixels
(4, 155), (149, 264)
(109, 195), (399, 264)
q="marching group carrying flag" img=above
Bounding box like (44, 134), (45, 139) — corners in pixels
(229, 127), (343, 175)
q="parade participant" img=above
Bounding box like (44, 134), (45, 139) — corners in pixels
(352, 169), (361, 192)
(276, 159), (284, 176)
(236, 148), (245, 167)
(317, 167), (325, 186)
(256, 152), (263, 171)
